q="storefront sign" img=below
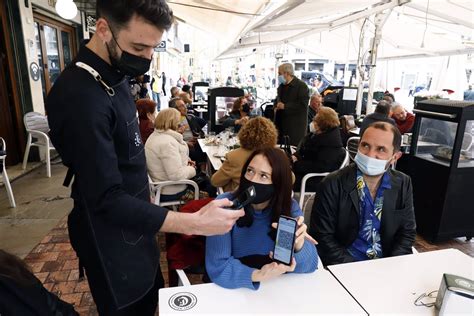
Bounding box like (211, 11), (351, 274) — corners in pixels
(29, 62), (40, 81)
(154, 41), (167, 52)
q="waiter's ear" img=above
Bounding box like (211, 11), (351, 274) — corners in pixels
(95, 18), (113, 44)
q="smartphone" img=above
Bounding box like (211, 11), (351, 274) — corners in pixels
(227, 186), (256, 210)
(273, 216), (297, 266)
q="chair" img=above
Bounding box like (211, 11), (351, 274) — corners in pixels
(298, 150), (350, 209)
(176, 269), (191, 286)
(22, 112), (55, 178)
(0, 138), (16, 208)
(148, 177), (199, 211)
(346, 136), (360, 161)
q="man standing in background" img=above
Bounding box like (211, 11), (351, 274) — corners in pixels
(275, 63), (309, 146)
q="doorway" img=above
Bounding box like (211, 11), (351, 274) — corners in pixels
(34, 13), (77, 100)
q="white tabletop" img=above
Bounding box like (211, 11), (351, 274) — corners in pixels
(328, 249), (474, 315)
(159, 268), (367, 315)
(197, 139), (224, 171)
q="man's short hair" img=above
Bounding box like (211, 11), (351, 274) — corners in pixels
(96, 0), (174, 31)
(374, 100), (391, 115)
(279, 63), (294, 76)
(182, 84), (191, 93)
(310, 93), (321, 100)
(168, 97), (182, 109)
(170, 86), (180, 97)
(360, 121), (401, 153)
(391, 101), (403, 111)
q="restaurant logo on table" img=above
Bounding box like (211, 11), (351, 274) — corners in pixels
(169, 292), (197, 311)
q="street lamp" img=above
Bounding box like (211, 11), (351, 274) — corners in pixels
(55, 0), (78, 20)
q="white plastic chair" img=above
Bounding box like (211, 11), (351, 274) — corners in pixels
(0, 138), (16, 208)
(346, 136), (360, 161)
(148, 177), (199, 211)
(22, 112), (55, 178)
(298, 150), (350, 209)
(176, 269), (191, 286)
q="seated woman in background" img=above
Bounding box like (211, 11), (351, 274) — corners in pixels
(145, 108), (197, 202)
(211, 117), (278, 192)
(223, 96), (251, 133)
(292, 107), (346, 191)
(136, 98), (157, 144)
(206, 148), (318, 290)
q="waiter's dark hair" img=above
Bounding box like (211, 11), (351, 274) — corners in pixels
(96, 0), (174, 31)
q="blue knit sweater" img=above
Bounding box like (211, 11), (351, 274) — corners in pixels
(206, 192), (318, 290)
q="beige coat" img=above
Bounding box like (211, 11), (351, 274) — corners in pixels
(145, 129), (196, 195)
(211, 148), (253, 192)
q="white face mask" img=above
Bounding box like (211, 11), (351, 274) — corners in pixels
(278, 75), (286, 85)
(354, 151), (391, 176)
(309, 122), (317, 133)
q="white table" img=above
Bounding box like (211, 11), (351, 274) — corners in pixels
(194, 107), (208, 119)
(328, 249), (474, 315)
(197, 139), (225, 171)
(159, 268), (367, 315)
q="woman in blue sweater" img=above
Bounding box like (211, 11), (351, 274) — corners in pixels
(206, 148), (318, 290)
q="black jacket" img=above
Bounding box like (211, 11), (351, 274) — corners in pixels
(309, 164), (416, 266)
(0, 276), (78, 316)
(360, 112), (395, 135)
(46, 44), (168, 308)
(275, 77), (309, 146)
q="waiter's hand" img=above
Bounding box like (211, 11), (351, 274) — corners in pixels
(193, 199), (244, 236)
(276, 102), (285, 110)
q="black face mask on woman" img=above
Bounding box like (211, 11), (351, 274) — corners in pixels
(107, 29), (152, 77)
(242, 103), (251, 113)
(240, 177), (274, 204)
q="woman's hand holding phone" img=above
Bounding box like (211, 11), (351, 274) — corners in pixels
(251, 253), (296, 282)
(271, 216), (314, 253)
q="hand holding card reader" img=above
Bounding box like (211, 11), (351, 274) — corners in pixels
(273, 216), (297, 265)
(227, 186), (256, 210)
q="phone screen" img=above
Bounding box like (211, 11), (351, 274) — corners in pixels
(273, 216), (297, 265)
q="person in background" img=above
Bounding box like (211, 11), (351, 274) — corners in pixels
(170, 86), (180, 98)
(275, 63), (309, 146)
(383, 92), (395, 104)
(391, 102), (415, 134)
(145, 108), (197, 201)
(206, 148), (318, 290)
(292, 107), (346, 191)
(360, 100), (395, 135)
(179, 84), (193, 105)
(0, 250), (79, 315)
(309, 122), (416, 266)
(136, 98), (156, 144)
(150, 71), (162, 110)
(211, 117), (278, 192)
(308, 93), (323, 126)
(162, 71), (167, 96)
(223, 96), (251, 133)
(463, 84), (474, 101)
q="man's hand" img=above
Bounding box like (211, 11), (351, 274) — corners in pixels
(276, 102), (285, 110)
(188, 160), (196, 167)
(291, 155), (298, 163)
(192, 199), (245, 236)
(251, 253), (295, 282)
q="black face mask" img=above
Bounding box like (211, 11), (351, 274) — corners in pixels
(242, 103), (251, 113)
(240, 177), (274, 204)
(107, 30), (152, 77)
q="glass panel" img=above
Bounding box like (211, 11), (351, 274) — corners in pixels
(34, 22), (47, 99)
(43, 25), (60, 87)
(415, 117), (458, 167)
(61, 30), (72, 66)
(458, 120), (474, 168)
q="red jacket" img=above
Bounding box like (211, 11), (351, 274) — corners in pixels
(394, 112), (415, 134)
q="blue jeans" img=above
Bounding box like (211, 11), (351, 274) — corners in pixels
(152, 92), (161, 111)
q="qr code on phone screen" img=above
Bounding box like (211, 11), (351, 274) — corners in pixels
(277, 230), (293, 249)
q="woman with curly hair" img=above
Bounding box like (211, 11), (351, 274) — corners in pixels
(211, 117), (278, 192)
(222, 96), (251, 133)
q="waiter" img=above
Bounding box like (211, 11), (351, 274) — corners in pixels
(46, 0), (243, 314)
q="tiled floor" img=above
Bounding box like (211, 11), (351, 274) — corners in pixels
(1, 163), (473, 315)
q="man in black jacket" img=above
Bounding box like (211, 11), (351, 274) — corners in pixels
(275, 63), (309, 146)
(309, 122), (416, 266)
(46, 1), (243, 314)
(360, 100), (395, 135)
